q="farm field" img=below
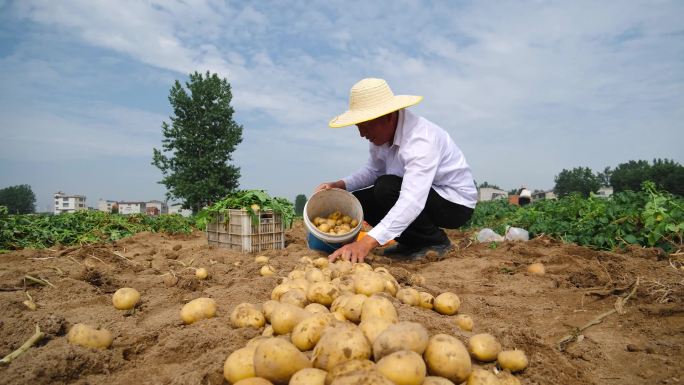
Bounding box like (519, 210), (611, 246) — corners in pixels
(0, 221), (682, 385)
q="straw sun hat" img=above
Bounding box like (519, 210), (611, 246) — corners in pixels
(328, 78), (423, 128)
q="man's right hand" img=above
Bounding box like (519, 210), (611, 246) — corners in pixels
(314, 180), (346, 194)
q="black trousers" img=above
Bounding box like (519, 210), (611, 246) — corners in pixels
(352, 175), (474, 247)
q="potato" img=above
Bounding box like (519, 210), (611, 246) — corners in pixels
(360, 295), (398, 323)
(340, 294), (367, 323)
(350, 219), (359, 228)
(307, 281), (340, 306)
(433, 292), (461, 315)
(396, 288), (420, 306)
(262, 300), (279, 322)
(332, 276), (355, 294)
(66, 323), (113, 349)
(319, 223), (331, 232)
(233, 378), (273, 385)
(288, 270), (306, 280)
(196, 267), (209, 280)
(230, 303), (266, 328)
(112, 287), (140, 310)
(496, 371), (522, 385)
(376, 350), (426, 385)
(280, 288), (309, 308)
(271, 283), (291, 301)
(224, 345), (258, 383)
(299, 256), (314, 265)
(373, 322), (429, 361)
(305, 303), (330, 314)
(262, 325), (274, 337)
(341, 215), (352, 224)
(325, 359), (375, 385)
(313, 257), (330, 269)
(418, 292), (435, 309)
(467, 333), (501, 362)
(253, 338), (312, 384)
(261, 265), (276, 276)
(423, 334), (471, 384)
(255, 255), (270, 264)
(422, 377), (456, 385)
(354, 271), (386, 296)
(288, 278), (311, 292)
(497, 350), (529, 372)
(270, 303), (310, 335)
(466, 369), (498, 385)
(180, 297), (217, 324)
(352, 263), (373, 273)
(331, 311), (346, 322)
(409, 274), (425, 286)
(291, 313), (336, 351)
(527, 262), (545, 276)
(305, 268), (326, 282)
(290, 368), (327, 385)
(330, 370), (393, 385)
(454, 315), (474, 331)
(330, 294), (351, 312)
(312, 324), (372, 371)
(381, 275), (399, 296)
(331, 260), (352, 278)
(359, 318), (394, 344)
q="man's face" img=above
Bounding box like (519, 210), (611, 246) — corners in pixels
(356, 113), (395, 146)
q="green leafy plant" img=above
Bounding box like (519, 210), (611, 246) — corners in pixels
(195, 190), (295, 230)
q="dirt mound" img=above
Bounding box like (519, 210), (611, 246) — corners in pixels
(0, 224), (682, 384)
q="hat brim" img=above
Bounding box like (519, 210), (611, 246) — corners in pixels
(328, 95), (423, 128)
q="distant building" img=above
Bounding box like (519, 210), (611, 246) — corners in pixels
(118, 201), (147, 215)
(596, 186), (613, 198)
(169, 203), (192, 217)
(478, 187), (507, 202)
(98, 199), (118, 213)
(146, 200), (168, 216)
(532, 190), (557, 200)
(54, 191), (87, 214)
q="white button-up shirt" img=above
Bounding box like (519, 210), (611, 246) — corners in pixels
(342, 109), (477, 245)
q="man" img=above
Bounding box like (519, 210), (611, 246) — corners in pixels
(316, 78), (477, 263)
(518, 186), (532, 206)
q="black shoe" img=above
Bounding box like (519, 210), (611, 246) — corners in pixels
(382, 240), (453, 261)
(380, 242), (420, 257)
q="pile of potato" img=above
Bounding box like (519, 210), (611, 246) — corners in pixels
(312, 210), (359, 236)
(221, 256), (529, 385)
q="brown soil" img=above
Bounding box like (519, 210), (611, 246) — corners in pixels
(1, 221), (683, 384)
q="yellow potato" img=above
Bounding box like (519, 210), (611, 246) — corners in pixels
(332, 276), (355, 294)
(466, 369), (498, 385)
(112, 287), (140, 310)
(422, 377), (456, 385)
(312, 324), (372, 371)
(353, 271), (386, 296)
(307, 281), (340, 306)
(66, 323), (113, 349)
(497, 350), (529, 372)
(271, 283), (291, 301)
(341, 215), (352, 224)
(467, 333), (501, 362)
(262, 325), (274, 337)
(396, 288), (421, 306)
(224, 345), (258, 383)
(305, 302), (330, 314)
(288, 278), (311, 292)
(325, 359), (375, 385)
(359, 317), (394, 344)
(195, 267), (209, 280)
(255, 255), (270, 264)
(270, 303), (310, 335)
(418, 292), (435, 309)
(313, 257), (330, 269)
(313, 217), (324, 226)
(496, 371), (522, 385)
(376, 350), (426, 385)
(454, 314), (474, 331)
(180, 297), (217, 324)
(360, 295), (398, 323)
(319, 223), (331, 232)
(290, 368), (327, 385)
(423, 334), (471, 384)
(262, 300), (279, 322)
(329, 370), (393, 385)
(288, 270), (306, 280)
(305, 268), (326, 282)
(330, 293), (351, 313)
(340, 294), (367, 323)
(329, 211), (342, 220)
(372, 321), (429, 361)
(299, 256), (314, 266)
(527, 262), (545, 276)
(230, 303), (266, 328)
(280, 288), (309, 308)
(351, 263), (373, 273)
(253, 338), (312, 384)
(291, 313), (336, 351)
(233, 378), (273, 385)
(261, 265), (276, 277)
(433, 292), (461, 315)
(326, 218), (336, 227)
(350, 219), (359, 228)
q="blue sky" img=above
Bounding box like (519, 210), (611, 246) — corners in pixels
(0, 0), (682, 212)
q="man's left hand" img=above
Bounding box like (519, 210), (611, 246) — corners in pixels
(328, 235), (380, 264)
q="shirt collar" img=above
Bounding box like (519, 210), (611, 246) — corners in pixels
(391, 109), (406, 148)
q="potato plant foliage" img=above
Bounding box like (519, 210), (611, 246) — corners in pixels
(468, 182), (683, 253)
(196, 189), (295, 230)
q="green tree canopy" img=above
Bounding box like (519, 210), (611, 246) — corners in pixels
(553, 167), (601, 198)
(609, 159), (683, 196)
(0, 184), (36, 214)
(294, 194), (307, 216)
(478, 181), (501, 190)
(152, 71), (243, 213)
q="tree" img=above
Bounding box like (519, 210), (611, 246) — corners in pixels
(152, 71), (243, 213)
(609, 159), (683, 196)
(478, 181), (501, 190)
(0, 184), (36, 214)
(294, 194), (307, 216)
(553, 167), (601, 197)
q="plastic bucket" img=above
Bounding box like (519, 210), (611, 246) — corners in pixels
(304, 188), (364, 248)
